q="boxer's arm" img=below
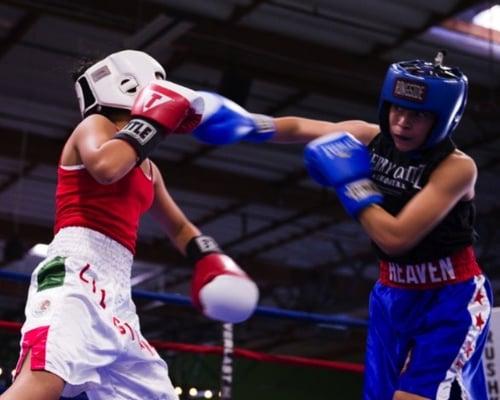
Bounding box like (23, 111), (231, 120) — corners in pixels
(73, 81), (202, 185)
(73, 114), (138, 185)
(359, 154), (477, 255)
(148, 162), (200, 253)
(273, 117), (380, 145)
(149, 163), (258, 323)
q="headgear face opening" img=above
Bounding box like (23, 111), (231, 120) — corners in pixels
(75, 50), (166, 117)
(378, 57), (468, 149)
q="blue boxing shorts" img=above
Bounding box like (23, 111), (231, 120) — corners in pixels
(363, 247), (492, 400)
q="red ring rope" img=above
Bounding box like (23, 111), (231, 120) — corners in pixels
(0, 320), (364, 374)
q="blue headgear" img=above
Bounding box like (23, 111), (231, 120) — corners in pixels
(378, 54), (468, 149)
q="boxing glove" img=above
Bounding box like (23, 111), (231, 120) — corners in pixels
(188, 235), (259, 323)
(115, 80), (203, 162)
(304, 132), (383, 218)
(192, 92), (275, 145)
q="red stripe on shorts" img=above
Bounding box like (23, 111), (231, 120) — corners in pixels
(15, 325), (49, 375)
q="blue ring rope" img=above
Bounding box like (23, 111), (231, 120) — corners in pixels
(0, 270), (368, 328)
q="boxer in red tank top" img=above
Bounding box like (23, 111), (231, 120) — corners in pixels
(3, 50), (259, 400)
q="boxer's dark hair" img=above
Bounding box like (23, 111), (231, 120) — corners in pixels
(71, 57), (99, 83)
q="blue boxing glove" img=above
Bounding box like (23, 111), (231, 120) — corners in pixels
(304, 132), (383, 218)
(192, 92), (276, 145)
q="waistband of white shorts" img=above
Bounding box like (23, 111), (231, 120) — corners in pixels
(47, 226), (134, 272)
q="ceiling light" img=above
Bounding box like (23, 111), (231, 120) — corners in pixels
(28, 243), (49, 258)
(473, 5), (500, 30)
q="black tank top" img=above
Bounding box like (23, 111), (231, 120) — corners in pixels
(368, 133), (477, 263)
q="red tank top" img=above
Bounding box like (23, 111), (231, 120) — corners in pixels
(54, 164), (154, 253)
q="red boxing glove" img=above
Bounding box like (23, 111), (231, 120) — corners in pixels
(188, 236), (259, 323)
(115, 80), (203, 162)
(131, 81), (202, 132)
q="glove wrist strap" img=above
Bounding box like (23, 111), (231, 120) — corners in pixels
(114, 118), (164, 163)
(186, 235), (221, 264)
(344, 179), (381, 201)
(251, 114), (274, 133)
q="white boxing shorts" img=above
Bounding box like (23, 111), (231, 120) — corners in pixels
(15, 226), (178, 400)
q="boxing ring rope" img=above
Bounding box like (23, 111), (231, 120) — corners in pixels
(0, 319), (364, 374)
(0, 269), (366, 398)
(0, 270), (368, 328)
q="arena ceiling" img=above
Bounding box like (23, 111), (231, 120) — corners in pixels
(0, 0), (499, 363)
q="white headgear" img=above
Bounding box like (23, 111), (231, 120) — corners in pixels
(75, 50), (166, 117)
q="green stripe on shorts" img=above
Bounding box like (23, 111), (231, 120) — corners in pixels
(37, 256), (66, 292)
